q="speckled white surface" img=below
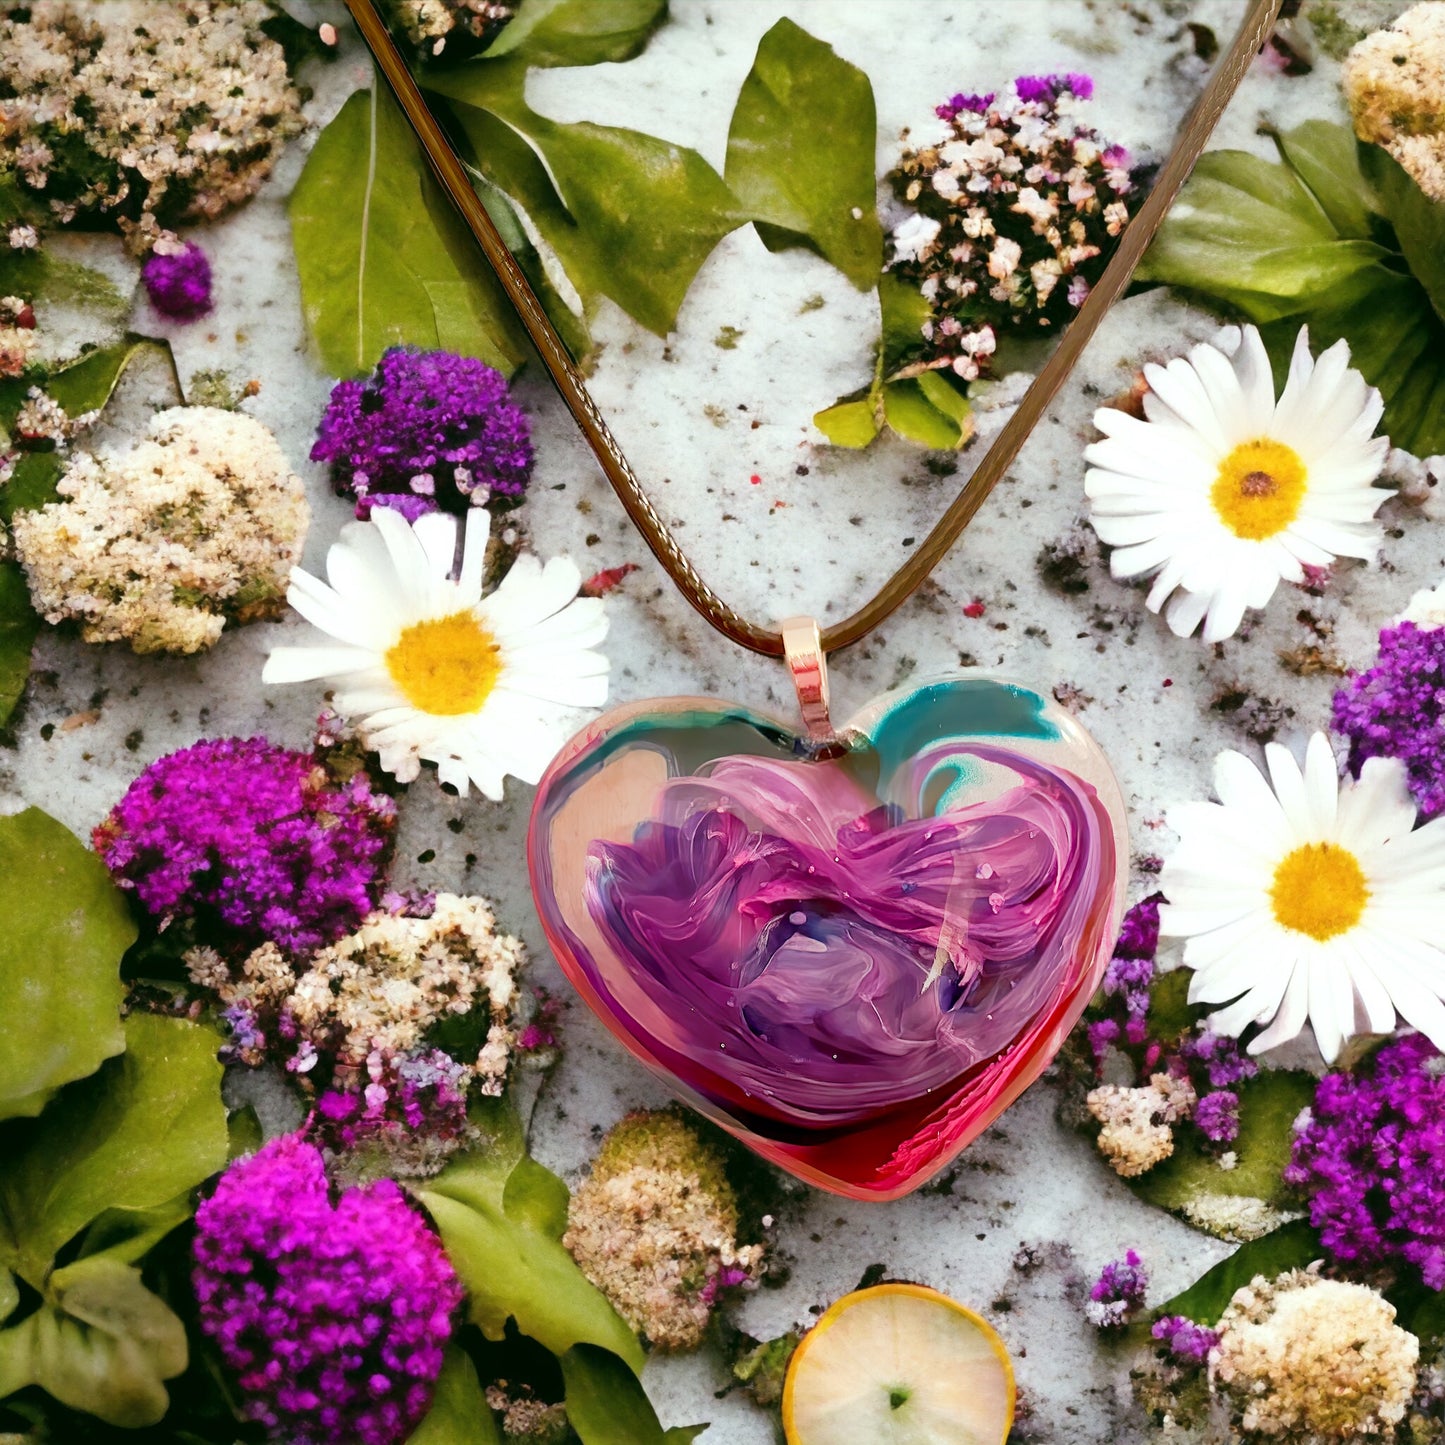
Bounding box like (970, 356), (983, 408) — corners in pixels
(5, 3), (1442, 1440)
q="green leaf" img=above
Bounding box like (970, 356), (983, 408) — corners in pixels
(879, 271), (931, 374)
(915, 370), (971, 431)
(0, 1258), (186, 1428)
(0, 563), (39, 730)
(0, 1270), (16, 1326)
(881, 378), (961, 449)
(417, 1100), (643, 1372)
(75, 1195), (193, 1270)
(561, 1345), (705, 1445)
(46, 335), (176, 427)
(813, 395), (879, 448)
(481, 0), (667, 66)
(0, 453), (63, 524)
(1363, 143), (1445, 322)
(432, 71), (743, 336)
(724, 17), (882, 290)
(1271, 121), (1379, 239)
(0, 249), (128, 317)
(1, 1014), (226, 1283)
(1146, 968), (1198, 1043)
(1156, 1219), (1322, 1325)
(405, 1346), (503, 1445)
(1139, 121), (1445, 454)
(1129, 1070), (1317, 1231)
(0, 809), (131, 1123)
(289, 83), (529, 378)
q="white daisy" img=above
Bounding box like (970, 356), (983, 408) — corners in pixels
(1159, 732), (1445, 1063)
(262, 506), (608, 800)
(1084, 324), (1391, 643)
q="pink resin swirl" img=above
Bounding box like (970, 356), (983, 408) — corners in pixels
(583, 743), (1111, 1131)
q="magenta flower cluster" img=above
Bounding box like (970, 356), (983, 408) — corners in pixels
(312, 346), (533, 518)
(194, 1134), (462, 1445)
(1285, 1031), (1445, 1288)
(1087, 1249), (1148, 1329)
(141, 239), (213, 320)
(94, 736), (395, 955)
(1084, 896), (1255, 1147)
(1151, 1314), (1218, 1364)
(1332, 621), (1445, 820)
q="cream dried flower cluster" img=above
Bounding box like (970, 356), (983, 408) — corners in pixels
(1086, 1072), (1196, 1178)
(0, 0), (303, 245)
(394, 0), (515, 55)
(190, 892), (524, 1095)
(0, 296), (37, 379)
(14, 405), (308, 654)
(564, 1111), (764, 1352)
(1344, 2), (1445, 203)
(1212, 1269), (1419, 1440)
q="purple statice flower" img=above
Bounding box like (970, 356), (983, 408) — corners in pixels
(141, 239), (213, 320)
(1178, 1029), (1258, 1089)
(193, 1134), (462, 1445)
(1015, 72), (1093, 104)
(1152, 1314), (1218, 1364)
(356, 492), (438, 524)
(1102, 952), (1153, 1044)
(936, 90), (995, 120)
(1332, 621), (1445, 819)
(312, 347), (533, 517)
(1086, 1249), (1148, 1329)
(94, 736), (395, 955)
(1193, 1089), (1240, 1145)
(1285, 1032), (1445, 1288)
(316, 1048), (471, 1151)
(1115, 893), (1163, 960)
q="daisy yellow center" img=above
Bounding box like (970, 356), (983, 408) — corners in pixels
(1268, 842), (1369, 942)
(1210, 439), (1307, 540)
(385, 611), (500, 716)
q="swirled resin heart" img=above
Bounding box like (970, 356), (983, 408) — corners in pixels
(528, 676), (1127, 1199)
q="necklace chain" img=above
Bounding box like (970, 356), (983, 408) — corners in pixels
(348, 0), (1283, 658)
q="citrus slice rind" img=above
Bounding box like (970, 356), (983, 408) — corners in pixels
(782, 1283), (1015, 1445)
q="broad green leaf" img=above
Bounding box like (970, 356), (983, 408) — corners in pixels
(0, 453), (62, 524)
(813, 395), (879, 448)
(2, 1014), (226, 1282)
(46, 335), (177, 428)
(1363, 143), (1445, 322)
(0, 563), (38, 730)
(1271, 121), (1379, 239)
(432, 71), (744, 336)
(916, 370), (971, 432)
(1129, 1070), (1317, 1230)
(0, 809), (131, 1122)
(881, 378), (961, 449)
(0, 250), (128, 317)
(289, 83), (529, 378)
(75, 1195), (193, 1270)
(0, 1258), (186, 1428)
(879, 271), (932, 374)
(1146, 967), (1198, 1044)
(561, 1345), (705, 1445)
(418, 1101), (643, 1372)
(406, 1346), (503, 1445)
(481, 0), (667, 66)
(1139, 121), (1445, 454)
(0, 1271), (16, 1326)
(502, 1154), (571, 1239)
(724, 17), (882, 290)
(1156, 1220), (1322, 1325)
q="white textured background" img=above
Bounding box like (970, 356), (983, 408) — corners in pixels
(4, 3), (1440, 1439)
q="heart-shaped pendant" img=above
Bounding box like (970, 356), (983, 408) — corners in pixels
(528, 665), (1126, 1199)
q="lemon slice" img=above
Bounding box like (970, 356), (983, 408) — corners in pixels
(782, 1283), (1015, 1445)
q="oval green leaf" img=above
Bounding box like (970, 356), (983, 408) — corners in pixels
(0, 809), (131, 1122)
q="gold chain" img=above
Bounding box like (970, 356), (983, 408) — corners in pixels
(347, 0), (1283, 658)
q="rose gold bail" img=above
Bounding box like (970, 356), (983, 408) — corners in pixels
(780, 616), (833, 743)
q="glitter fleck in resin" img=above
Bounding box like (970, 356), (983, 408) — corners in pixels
(529, 677), (1126, 1198)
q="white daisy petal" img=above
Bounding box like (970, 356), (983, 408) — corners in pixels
(1164, 731), (1445, 1059)
(1084, 323), (1386, 642)
(263, 509), (611, 801)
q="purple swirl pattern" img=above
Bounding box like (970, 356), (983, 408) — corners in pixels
(582, 743), (1111, 1129)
